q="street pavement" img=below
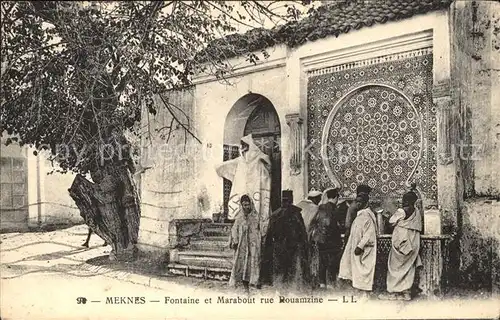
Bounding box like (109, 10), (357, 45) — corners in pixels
(1, 225), (499, 320)
(0, 225), (228, 320)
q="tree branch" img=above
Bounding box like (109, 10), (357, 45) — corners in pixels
(158, 94), (201, 144)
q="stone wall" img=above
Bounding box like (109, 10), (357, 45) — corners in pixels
(460, 199), (500, 292)
(451, 1), (500, 293)
(136, 89), (200, 259)
(39, 158), (81, 227)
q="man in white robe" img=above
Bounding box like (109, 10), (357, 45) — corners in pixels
(215, 134), (271, 233)
(338, 192), (378, 293)
(344, 184), (372, 242)
(384, 191), (422, 300)
(296, 190), (322, 234)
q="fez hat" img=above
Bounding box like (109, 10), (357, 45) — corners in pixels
(357, 184), (372, 195)
(403, 191), (418, 205)
(282, 190), (293, 199)
(324, 187), (340, 198)
(356, 192), (370, 203)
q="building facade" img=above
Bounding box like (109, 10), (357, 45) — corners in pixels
(0, 134), (81, 232)
(136, 1), (499, 293)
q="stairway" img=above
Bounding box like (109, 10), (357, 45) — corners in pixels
(167, 222), (234, 281)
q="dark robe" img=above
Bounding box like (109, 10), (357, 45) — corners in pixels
(309, 202), (343, 287)
(262, 205), (309, 291)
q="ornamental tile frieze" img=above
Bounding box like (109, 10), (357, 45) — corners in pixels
(306, 52), (437, 201)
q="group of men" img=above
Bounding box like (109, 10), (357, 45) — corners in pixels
(227, 187), (422, 301)
(217, 134), (423, 300)
(338, 187), (423, 301)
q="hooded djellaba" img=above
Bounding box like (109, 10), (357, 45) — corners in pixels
(383, 190), (423, 301)
(215, 134), (271, 233)
(228, 194), (263, 291)
(262, 190), (310, 293)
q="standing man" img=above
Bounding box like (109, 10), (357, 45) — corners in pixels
(382, 190), (423, 301)
(308, 187), (343, 289)
(228, 195), (262, 292)
(344, 184), (372, 243)
(263, 190), (309, 292)
(215, 134), (272, 235)
(296, 190), (322, 234)
(338, 192), (378, 296)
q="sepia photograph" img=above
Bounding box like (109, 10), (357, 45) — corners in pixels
(1, 0), (499, 319)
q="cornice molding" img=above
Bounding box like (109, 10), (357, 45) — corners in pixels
(302, 29), (434, 74)
(192, 57), (286, 85)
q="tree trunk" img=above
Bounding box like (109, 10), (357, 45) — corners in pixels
(69, 164), (141, 261)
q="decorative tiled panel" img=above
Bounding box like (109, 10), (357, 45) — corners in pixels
(306, 51), (437, 201)
(223, 145), (240, 216)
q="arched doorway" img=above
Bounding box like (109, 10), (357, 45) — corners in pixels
(243, 103), (282, 212)
(222, 94), (282, 218)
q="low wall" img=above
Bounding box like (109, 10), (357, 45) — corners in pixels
(375, 234), (453, 297)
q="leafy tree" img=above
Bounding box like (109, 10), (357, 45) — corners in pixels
(1, 1), (313, 260)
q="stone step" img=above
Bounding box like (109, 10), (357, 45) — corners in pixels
(200, 223), (232, 237)
(204, 223), (233, 228)
(178, 250), (234, 258)
(177, 254), (233, 270)
(201, 228), (231, 236)
(167, 263), (231, 281)
(189, 239), (232, 251)
(192, 235), (229, 242)
(200, 231), (229, 239)
(167, 222), (234, 281)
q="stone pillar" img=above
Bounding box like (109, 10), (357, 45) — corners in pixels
(284, 49), (307, 200)
(433, 80), (459, 234)
(285, 113), (304, 176)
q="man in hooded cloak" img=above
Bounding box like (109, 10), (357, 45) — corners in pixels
(383, 191), (423, 300)
(229, 194), (263, 290)
(216, 134), (271, 234)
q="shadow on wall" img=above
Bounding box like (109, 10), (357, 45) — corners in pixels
(459, 199), (500, 294)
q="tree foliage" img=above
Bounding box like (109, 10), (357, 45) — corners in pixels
(1, 1), (313, 174)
